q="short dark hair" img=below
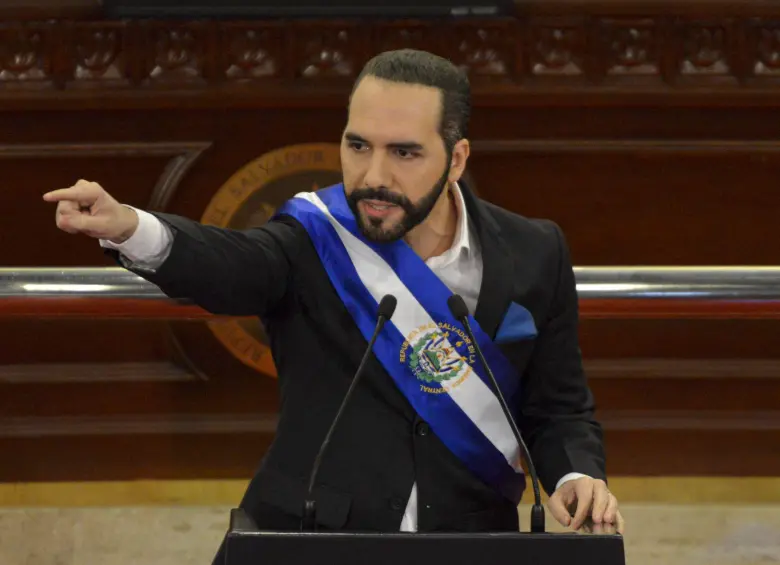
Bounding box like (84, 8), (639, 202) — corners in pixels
(351, 49), (471, 154)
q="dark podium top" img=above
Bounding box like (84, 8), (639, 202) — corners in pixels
(224, 509), (626, 565)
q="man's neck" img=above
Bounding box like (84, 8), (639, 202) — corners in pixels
(404, 184), (458, 261)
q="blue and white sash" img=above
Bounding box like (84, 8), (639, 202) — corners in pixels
(275, 184), (527, 503)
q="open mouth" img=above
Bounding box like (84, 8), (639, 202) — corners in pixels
(360, 199), (399, 219)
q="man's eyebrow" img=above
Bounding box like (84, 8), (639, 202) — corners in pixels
(344, 132), (424, 152)
(388, 141), (424, 152)
(344, 132), (367, 144)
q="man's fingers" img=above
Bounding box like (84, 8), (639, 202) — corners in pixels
(588, 519), (617, 535)
(570, 480), (594, 530)
(43, 180), (101, 204)
(591, 483), (611, 524)
(56, 210), (101, 234)
(546, 493), (572, 528)
(56, 200), (82, 215)
(57, 222), (81, 235)
(603, 493), (619, 525)
(616, 510), (625, 535)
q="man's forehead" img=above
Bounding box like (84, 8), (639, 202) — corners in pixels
(348, 77), (441, 141)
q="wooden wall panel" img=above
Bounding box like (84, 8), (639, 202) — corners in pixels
(1, 1), (779, 485)
(0, 320), (173, 366)
(0, 141), (210, 265)
(468, 139), (780, 265)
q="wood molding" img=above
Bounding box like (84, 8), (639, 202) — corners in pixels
(146, 143), (212, 211)
(2, 13), (780, 107)
(0, 362), (194, 383)
(5, 358), (775, 385)
(585, 358), (780, 379)
(2, 409), (777, 437)
(0, 413), (278, 437)
(599, 409), (780, 431)
(516, 0), (780, 15)
(0, 1), (99, 20)
(3, 476), (779, 506)
(0, 141), (211, 211)
(471, 139), (780, 154)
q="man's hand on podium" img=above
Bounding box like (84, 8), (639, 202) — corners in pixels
(547, 477), (625, 535)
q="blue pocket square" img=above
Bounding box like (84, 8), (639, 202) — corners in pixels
(495, 302), (538, 344)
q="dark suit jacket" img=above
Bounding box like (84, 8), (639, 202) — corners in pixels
(110, 182), (605, 544)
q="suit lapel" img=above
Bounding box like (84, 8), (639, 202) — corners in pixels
(461, 182), (514, 339)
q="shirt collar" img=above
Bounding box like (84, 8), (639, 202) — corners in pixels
(449, 181), (472, 258)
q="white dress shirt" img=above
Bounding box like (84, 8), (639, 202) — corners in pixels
(101, 182), (586, 530)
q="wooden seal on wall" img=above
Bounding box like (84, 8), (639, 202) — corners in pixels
(200, 143), (342, 376)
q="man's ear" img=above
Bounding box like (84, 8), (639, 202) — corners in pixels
(448, 138), (470, 183)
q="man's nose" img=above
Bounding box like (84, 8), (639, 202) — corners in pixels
(363, 152), (391, 189)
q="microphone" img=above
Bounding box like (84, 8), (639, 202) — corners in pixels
(302, 294), (398, 531)
(447, 294), (546, 534)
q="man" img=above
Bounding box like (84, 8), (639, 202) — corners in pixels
(45, 49), (624, 561)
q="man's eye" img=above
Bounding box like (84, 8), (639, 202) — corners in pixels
(396, 149), (418, 159)
(349, 142), (368, 151)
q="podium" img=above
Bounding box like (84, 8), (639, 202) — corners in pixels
(224, 509), (626, 565)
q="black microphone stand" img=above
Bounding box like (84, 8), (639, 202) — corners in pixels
(448, 295), (546, 533)
(301, 295), (397, 531)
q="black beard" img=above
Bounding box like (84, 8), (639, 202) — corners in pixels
(346, 167), (450, 243)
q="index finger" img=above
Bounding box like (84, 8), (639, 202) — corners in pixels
(43, 187), (83, 202)
(43, 180), (98, 203)
(570, 480), (594, 530)
(546, 492), (572, 528)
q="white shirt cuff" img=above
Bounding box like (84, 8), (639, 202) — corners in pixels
(555, 472), (590, 491)
(99, 207), (173, 270)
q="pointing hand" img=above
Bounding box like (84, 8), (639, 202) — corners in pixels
(44, 179), (139, 243)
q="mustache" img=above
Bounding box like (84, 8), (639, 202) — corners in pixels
(349, 187), (411, 210)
